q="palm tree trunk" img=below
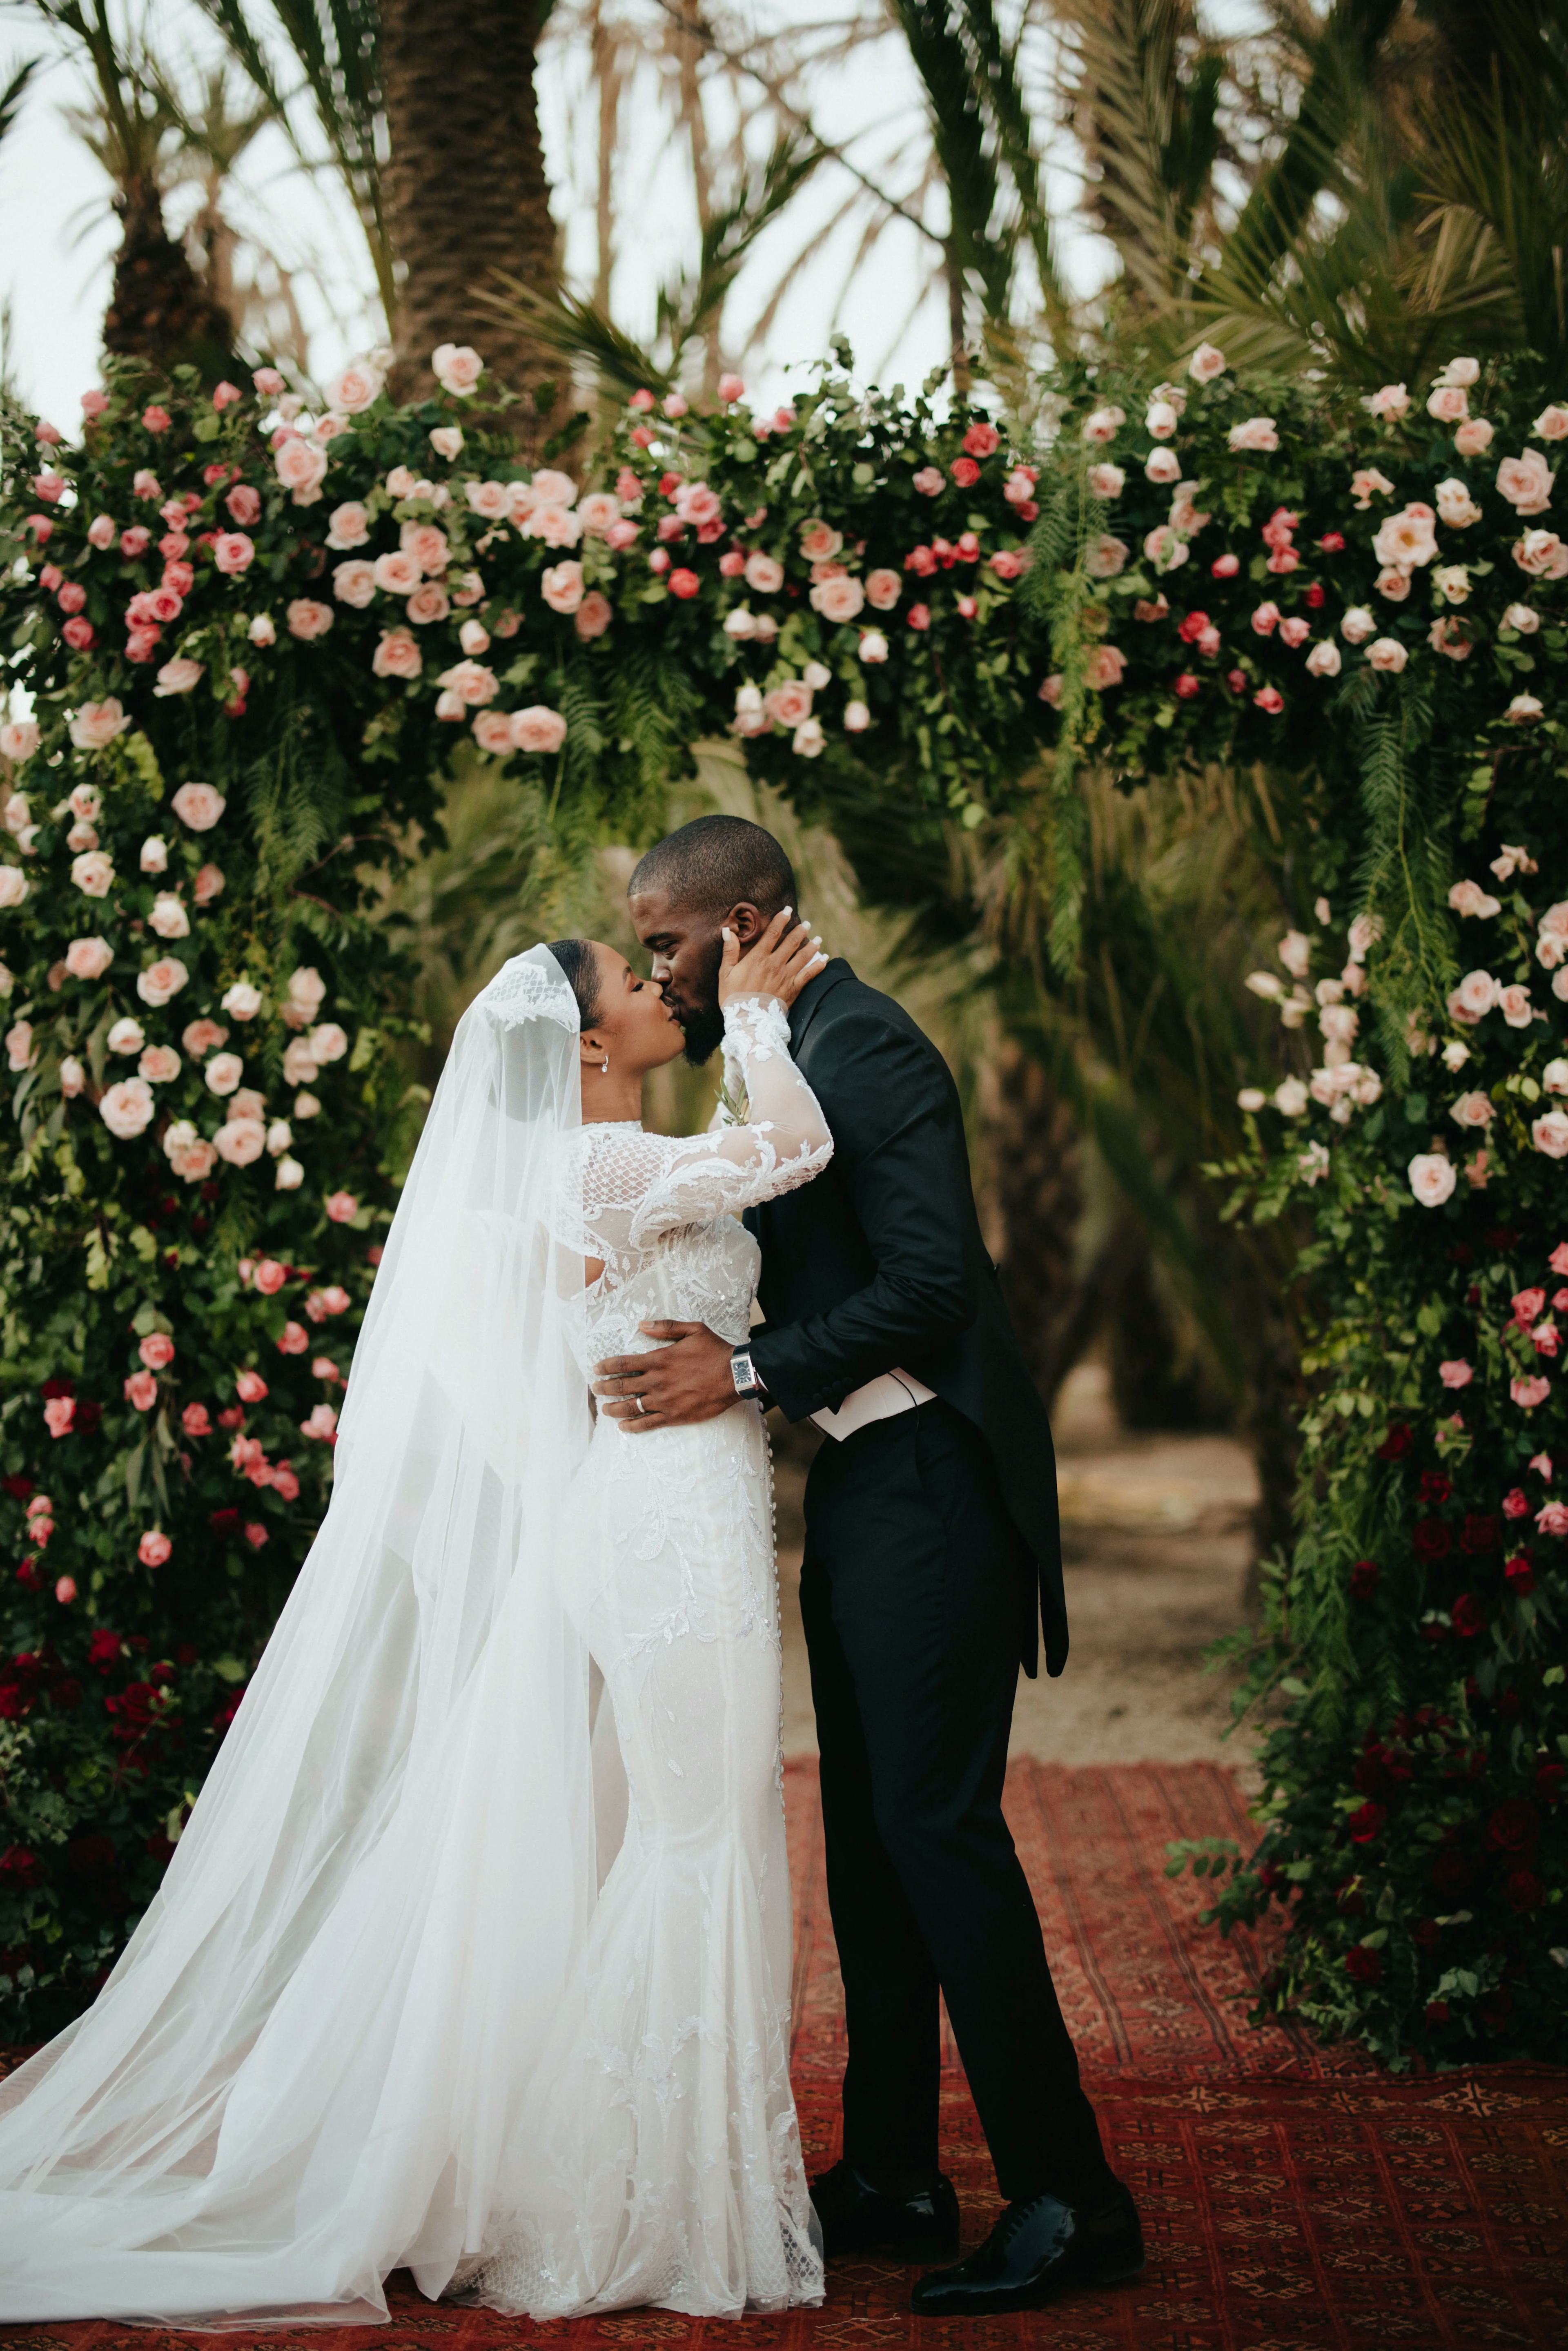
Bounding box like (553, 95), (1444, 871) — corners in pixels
(381, 0), (561, 417)
(101, 173), (235, 380)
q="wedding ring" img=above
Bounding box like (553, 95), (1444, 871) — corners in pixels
(635, 1393), (647, 1414)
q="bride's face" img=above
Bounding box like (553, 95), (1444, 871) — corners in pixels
(582, 941), (686, 1073)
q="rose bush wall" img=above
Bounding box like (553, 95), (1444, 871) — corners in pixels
(1029, 348), (1567, 2061)
(0, 347), (1051, 2033)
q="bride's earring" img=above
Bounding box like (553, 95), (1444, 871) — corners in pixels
(601, 1055), (609, 1074)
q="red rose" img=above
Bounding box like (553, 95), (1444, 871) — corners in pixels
(668, 568), (700, 599)
(1430, 1847), (1477, 1895)
(1411, 1917), (1440, 1948)
(1319, 532), (1346, 552)
(1344, 1945), (1382, 1983)
(1377, 1424), (1413, 1460)
(961, 420), (1000, 459)
(1504, 1553), (1536, 1595)
(1174, 672), (1200, 698)
(1419, 1471), (1451, 1503)
(950, 457), (980, 487)
(1506, 1869), (1544, 1910)
(1176, 609), (1210, 643)
(1347, 1801), (1385, 1843)
(1536, 1761), (1565, 1801)
(1461, 1513), (1499, 1553)
(1225, 668), (1246, 691)
(1413, 1518), (1450, 1560)
(1425, 1999), (1450, 2026)
(1305, 582), (1326, 606)
(1486, 1799), (1538, 1852)
(68, 1832), (116, 1875)
(0, 1846), (41, 1887)
(86, 1629), (121, 1670)
(1451, 1593), (1485, 1637)
(1349, 1560), (1380, 1600)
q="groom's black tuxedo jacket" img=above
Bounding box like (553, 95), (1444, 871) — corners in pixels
(744, 958), (1068, 1678)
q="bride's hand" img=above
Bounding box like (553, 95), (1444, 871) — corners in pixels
(717, 909), (826, 1009)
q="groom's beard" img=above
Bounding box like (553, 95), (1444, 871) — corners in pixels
(673, 936), (726, 1066)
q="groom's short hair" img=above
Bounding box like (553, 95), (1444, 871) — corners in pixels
(630, 815), (797, 920)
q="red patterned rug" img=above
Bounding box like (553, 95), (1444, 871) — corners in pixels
(2, 1761), (1563, 2348)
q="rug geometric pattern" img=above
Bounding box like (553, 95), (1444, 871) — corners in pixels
(2, 1761), (1563, 2349)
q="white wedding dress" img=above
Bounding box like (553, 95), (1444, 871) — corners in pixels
(0, 955), (829, 2327)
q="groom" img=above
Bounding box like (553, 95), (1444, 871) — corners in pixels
(593, 815), (1141, 2315)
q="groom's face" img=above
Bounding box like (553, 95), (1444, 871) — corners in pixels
(629, 884), (762, 1066)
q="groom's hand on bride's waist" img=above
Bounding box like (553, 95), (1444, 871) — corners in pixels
(593, 1321), (737, 1431)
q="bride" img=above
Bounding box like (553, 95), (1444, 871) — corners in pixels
(0, 912), (831, 2326)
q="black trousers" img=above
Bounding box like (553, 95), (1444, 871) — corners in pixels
(799, 1398), (1112, 2206)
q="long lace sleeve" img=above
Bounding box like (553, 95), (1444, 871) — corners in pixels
(568, 997), (831, 1264)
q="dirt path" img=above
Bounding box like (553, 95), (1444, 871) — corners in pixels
(776, 1364), (1263, 1776)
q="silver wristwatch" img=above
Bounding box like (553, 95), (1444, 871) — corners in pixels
(731, 1346), (768, 1401)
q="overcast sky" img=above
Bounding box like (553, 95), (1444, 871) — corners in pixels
(0, 0), (1265, 430)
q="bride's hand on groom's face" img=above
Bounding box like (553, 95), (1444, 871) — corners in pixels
(716, 909), (825, 1010)
(593, 1320), (736, 1431)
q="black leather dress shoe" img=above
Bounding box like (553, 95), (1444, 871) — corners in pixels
(810, 2160), (961, 2262)
(910, 2180), (1143, 2314)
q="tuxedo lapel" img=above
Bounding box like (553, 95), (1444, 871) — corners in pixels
(789, 957), (854, 1057)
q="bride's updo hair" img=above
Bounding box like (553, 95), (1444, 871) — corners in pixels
(546, 938), (602, 1030)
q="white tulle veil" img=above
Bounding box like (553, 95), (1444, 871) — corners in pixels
(0, 946), (602, 2325)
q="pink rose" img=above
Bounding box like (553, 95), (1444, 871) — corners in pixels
(70, 849), (115, 897)
(1497, 450), (1554, 515)
(1513, 528), (1568, 576)
(0, 719), (39, 762)
(1251, 601), (1281, 636)
(1085, 463), (1124, 500)
(212, 379), (243, 410)
(370, 550), (419, 597)
(1372, 504), (1438, 568)
(912, 466), (944, 495)
(68, 698), (129, 751)
(325, 1190), (359, 1223)
(225, 483), (261, 527)
(864, 568), (902, 611)
(236, 1369), (269, 1402)
(1366, 636), (1408, 672)
(182, 1018), (228, 1057)
(405, 582), (449, 626)
(326, 501), (370, 550)
(799, 522), (844, 565)
(151, 655), (205, 699)
(465, 477), (512, 521)
(577, 492), (620, 536)
(214, 532), (254, 575)
(1085, 534), (1129, 579)
(1453, 418), (1493, 457)
(1499, 983), (1534, 1027)
(1536, 1499), (1568, 1535)
(372, 629), (421, 679)
(1188, 342), (1226, 383)
(810, 575), (866, 624)
(183, 1402), (212, 1437)
(301, 1402), (339, 1442)
(254, 1258), (287, 1295)
(138, 1046), (180, 1083)
(138, 1529), (172, 1567)
(194, 863), (225, 905)
(1277, 617), (1310, 648)
(100, 1077), (156, 1142)
(65, 936), (113, 981)
(327, 359), (383, 413)
(744, 551), (784, 595)
(1533, 1110), (1568, 1158)
(1513, 1375), (1551, 1409)
(1426, 383), (1468, 422)
(172, 781), (225, 831)
(434, 345), (483, 397)
(205, 1052), (244, 1098)
(332, 559), (376, 607)
(1085, 644), (1126, 690)
(1305, 641), (1341, 677)
(274, 437), (328, 501)
(472, 711), (514, 754)
(1227, 417), (1279, 453)
(907, 603), (931, 630)
(86, 513), (115, 550)
(1507, 693), (1545, 723)
(136, 957), (189, 1007)
(541, 560), (585, 614)
(1439, 1359), (1473, 1388)
(286, 598), (334, 640)
(1254, 686), (1284, 714)
(215, 1118), (267, 1166)
(962, 419), (1000, 458)
(766, 680), (814, 731)
(510, 705), (568, 755)
(575, 591), (612, 640)
(61, 616), (95, 650)
(43, 1397), (74, 1438)
(436, 658), (498, 706)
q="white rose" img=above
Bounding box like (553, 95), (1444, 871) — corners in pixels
(106, 1016), (145, 1055)
(99, 1078), (155, 1140)
(1340, 607), (1376, 645)
(1533, 1112), (1568, 1159)
(1408, 1153), (1457, 1207)
(309, 1022), (349, 1064)
(1366, 636), (1409, 672)
(149, 893), (190, 939)
(275, 1155), (305, 1190)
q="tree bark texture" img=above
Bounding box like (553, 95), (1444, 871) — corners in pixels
(381, 0), (561, 420)
(101, 177), (236, 382)
(977, 1036), (1089, 1405)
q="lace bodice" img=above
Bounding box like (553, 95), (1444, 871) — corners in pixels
(558, 997), (831, 1373)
